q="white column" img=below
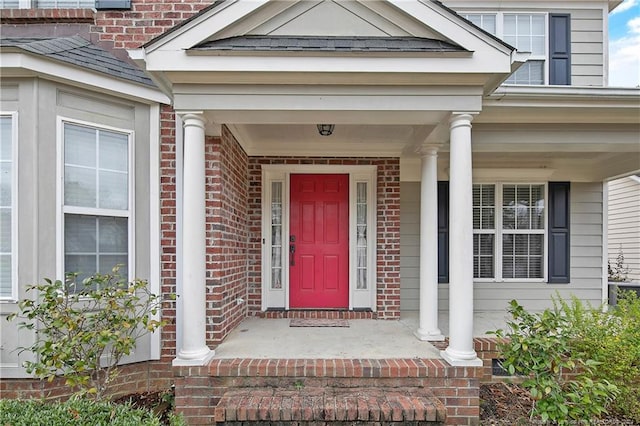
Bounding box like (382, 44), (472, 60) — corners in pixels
(174, 112), (214, 366)
(415, 145), (444, 341)
(442, 113), (482, 366)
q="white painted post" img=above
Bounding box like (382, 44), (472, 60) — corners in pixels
(415, 145), (444, 341)
(174, 112), (214, 366)
(442, 113), (482, 366)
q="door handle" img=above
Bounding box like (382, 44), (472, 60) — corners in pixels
(289, 244), (296, 266)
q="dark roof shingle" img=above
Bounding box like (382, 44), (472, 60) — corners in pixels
(0, 35), (154, 87)
(192, 36), (467, 53)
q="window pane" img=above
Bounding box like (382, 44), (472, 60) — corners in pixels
(532, 15), (545, 35)
(506, 61), (545, 85)
(99, 170), (128, 210)
(502, 233), (544, 279)
(0, 163), (11, 206)
(65, 214), (128, 288)
(98, 216), (128, 253)
(0, 210), (10, 252)
(474, 234), (494, 278)
(271, 182), (283, 290)
(504, 15), (516, 34)
(65, 215), (96, 253)
(65, 254), (96, 285)
(0, 1), (20, 8)
(0, 255), (10, 297)
(36, 0), (95, 7)
(0, 116), (13, 298)
(64, 123), (129, 211)
(65, 165), (97, 207)
(464, 14), (497, 35)
(65, 124), (96, 168)
(99, 131), (128, 172)
(473, 184), (495, 230)
(99, 255), (127, 276)
(356, 182), (368, 289)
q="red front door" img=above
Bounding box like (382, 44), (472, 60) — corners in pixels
(289, 174), (349, 308)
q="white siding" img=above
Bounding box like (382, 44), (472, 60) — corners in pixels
(608, 177), (640, 282)
(444, 2), (605, 86)
(400, 181), (604, 314)
(0, 78), (155, 378)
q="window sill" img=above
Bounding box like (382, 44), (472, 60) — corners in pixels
(0, 8), (95, 24)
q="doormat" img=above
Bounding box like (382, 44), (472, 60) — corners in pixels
(289, 319), (350, 328)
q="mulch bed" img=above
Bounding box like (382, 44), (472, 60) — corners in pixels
(114, 383), (637, 425)
(113, 388), (174, 425)
(480, 382), (534, 425)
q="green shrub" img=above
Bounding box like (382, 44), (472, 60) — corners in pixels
(559, 291), (640, 422)
(0, 398), (161, 426)
(492, 299), (619, 424)
(7, 268), (168, 400)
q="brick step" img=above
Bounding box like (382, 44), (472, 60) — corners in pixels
(214, 386), (446, 424)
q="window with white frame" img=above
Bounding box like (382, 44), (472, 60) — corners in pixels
(1, 0), (131, 9)
(62, 121), (131, 288)
(473, 183), (546, 280)
(0, 115), (16, 299)
(0, 0), (94, 7)
(463, 13), (547, 85)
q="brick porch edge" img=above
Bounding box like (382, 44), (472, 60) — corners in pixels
(174, 358), (481, 425)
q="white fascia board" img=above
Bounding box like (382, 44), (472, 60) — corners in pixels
(144, 51), (512, 74)
(487, 85), (640, 107)
(445, 1), (611, 10)
(173, 92), (482, 114)
(145, 0), (269, 53)
(128, 48), (175, 99)
(0, 53), (169, 105)
(387, 0), (514, 55)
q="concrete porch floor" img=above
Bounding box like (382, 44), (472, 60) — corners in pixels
(212, 311), (509, 360)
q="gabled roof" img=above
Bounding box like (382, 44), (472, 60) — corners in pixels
(1, 35), (154, 87)
(191, 35), (467, 53)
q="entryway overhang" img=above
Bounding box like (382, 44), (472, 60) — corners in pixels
(129, 0), (521, 157)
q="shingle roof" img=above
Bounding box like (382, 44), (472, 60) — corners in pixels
(192, 36), (466, 53)
(0, 35), (154, 87)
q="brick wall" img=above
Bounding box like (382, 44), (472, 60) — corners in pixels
(175, 358), (481, 426)
(91, 1), (212, 51)
(0, 360), (172, 401)
(246, 157), (401, 319)
(159, 105), (179, 359)
(205, 126), (249, 346)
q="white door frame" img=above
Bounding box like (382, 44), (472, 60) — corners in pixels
(261, 164), (377, 311)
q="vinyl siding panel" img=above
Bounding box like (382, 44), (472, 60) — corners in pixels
(447, 2), (605, 87)
(608, 177), (640, 282)
(400, 182), (604, 313)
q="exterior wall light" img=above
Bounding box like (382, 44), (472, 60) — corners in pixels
(317, 124), (335, 136)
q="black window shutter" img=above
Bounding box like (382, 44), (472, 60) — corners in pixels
(548, 182), (570, 283)
(549, 14), (571, 85)
(95, 0), (132, 10)
(438, 181), (449, 283)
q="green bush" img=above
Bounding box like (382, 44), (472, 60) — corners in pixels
(493, 292), (640, 423)
(0, 398), (161, 426)
(7, 268), (168, 400)
(492, 299), (619, 424)
(560, 291), (640, 422)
